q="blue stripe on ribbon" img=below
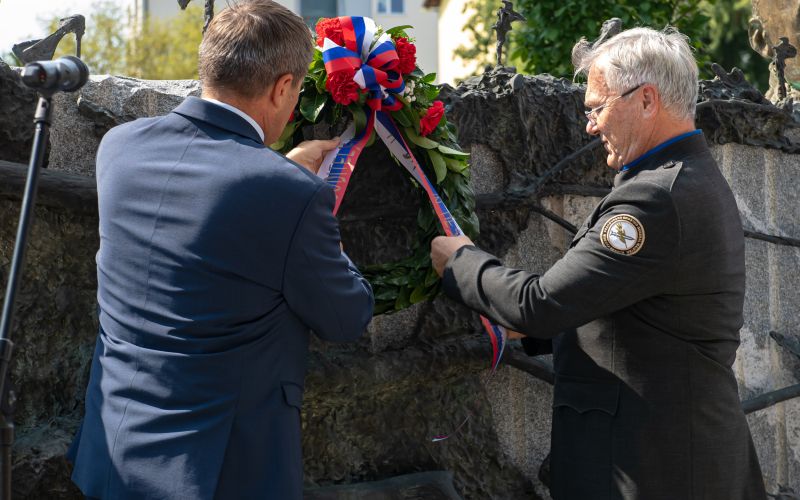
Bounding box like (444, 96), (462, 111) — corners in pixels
(326, 114), (374, 190)
(376, 112), (461, 237)
(351, 16), (366, 57)
(367, 39), (396, 67)
(377, 112), (403, 143)
(322, 45), (360, 67)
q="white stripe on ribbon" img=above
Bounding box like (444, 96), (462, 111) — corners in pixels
(360, 17), (377, 59)
(317, 123), (356, 180)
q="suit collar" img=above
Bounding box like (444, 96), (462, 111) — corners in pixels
(615, 130), (708, 186)
(172, 96), (264, 145)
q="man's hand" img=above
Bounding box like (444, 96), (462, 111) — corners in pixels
(431, 235), (474, 277)
(286, 138), (340, 174)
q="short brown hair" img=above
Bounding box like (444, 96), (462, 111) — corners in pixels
(198, 0), (313, 98)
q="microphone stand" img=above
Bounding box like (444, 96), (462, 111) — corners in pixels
(0, 91), (55, 500)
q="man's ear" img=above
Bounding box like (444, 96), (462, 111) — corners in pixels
(267, 73), (296, 106)
(641, 84), (659, 118)
(748, 17), (773, 59)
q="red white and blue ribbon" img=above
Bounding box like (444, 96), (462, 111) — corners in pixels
(317, 17), (508, 441)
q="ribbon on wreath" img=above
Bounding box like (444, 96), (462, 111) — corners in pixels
(316, 17), (508, 441)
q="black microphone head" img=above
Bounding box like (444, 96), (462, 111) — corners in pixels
(56, 56), (89, 92)
(20, 56), (89, 94)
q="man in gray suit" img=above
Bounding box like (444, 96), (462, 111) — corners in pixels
(68, 2), (374, 498)
(431, 27), (767, 499)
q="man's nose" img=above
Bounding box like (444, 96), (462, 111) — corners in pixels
(586, 119), (599, 136)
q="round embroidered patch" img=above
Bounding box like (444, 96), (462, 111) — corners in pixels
(600, 214), (645, 255)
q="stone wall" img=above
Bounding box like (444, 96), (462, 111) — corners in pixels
(712, 143), (800, 493)
(1, 68), (799, 499)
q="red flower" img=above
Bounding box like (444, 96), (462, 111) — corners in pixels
(394, 36), (417, 74)
(326, 68), (361, 105)
(315, 17), (344, 47)
(419, 101), (445, 137)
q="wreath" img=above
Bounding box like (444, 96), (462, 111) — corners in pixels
(271, 17), (479, 315)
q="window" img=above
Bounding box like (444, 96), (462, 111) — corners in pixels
(376, 0), (403, 14)
(302, 0), (337, 27)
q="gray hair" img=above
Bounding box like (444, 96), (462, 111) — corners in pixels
(198, 0), (313, 98)
(573, 27), (699, 121)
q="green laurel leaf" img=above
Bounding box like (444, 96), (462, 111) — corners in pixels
(405, 127), (439, 149)
(428, 149), (447, 183)
(348, 104), (368, 134)
(444, 156), (468, 173)
(409, 285), (428, 304)
(300, 93), (327, 123)
(385, 25), (413, 37)
(437, 145), (469, 157)
(391, 108), (412, 128)
(420, 73), (437, 84)
(269, 121), (299, 151)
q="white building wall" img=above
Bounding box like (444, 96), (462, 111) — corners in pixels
(436, 0), (481, 84)
(373, 1), (438, 80)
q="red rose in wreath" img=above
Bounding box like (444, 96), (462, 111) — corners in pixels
(394, 36), (417, 75)
(326, 68), (361, 105)
(419, 101), (445, 137)
(315, 17), (345, 47)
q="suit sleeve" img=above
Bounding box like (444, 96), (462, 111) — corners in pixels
(442, 181), (680, 339)
(283, 184), (374, 342)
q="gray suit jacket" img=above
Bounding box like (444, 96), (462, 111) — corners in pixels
(443, 133), (766, 499)
(69, 97), (374, 499)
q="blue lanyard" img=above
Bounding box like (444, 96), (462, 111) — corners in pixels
(621, 129), (702, 172)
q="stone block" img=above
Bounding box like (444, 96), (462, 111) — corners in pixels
(561, 194), (602, 229)
(469, 143), (505, 195)
(737, 326), (772, 398)
(767, 245), (800, 388)
(765, 148), (800, 239)
(736, 239), (771, 396)
(304, 471), (462, 499)
(708, 144), (725, 169)
(747, 405), (784, 494)
(719, 143), (768, 233)
(538, 196), (570, 253)
(49, 75), (201, 175)
(0, 62), (39, 164)
(502, 212), (564, 274)
(367, 302), (423, 353)
(537, 194), (602, 254)
(484, 365), (553, 499)
(786, 398), (800, 495)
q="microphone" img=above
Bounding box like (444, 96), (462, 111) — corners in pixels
(20, 55), (89, 93)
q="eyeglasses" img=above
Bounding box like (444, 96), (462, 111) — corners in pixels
(584, 83), (644, 125)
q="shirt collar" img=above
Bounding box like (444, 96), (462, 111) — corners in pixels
(201, 97), (265, 143)
(621, 129), (702, 172)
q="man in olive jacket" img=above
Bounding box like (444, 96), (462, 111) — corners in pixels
(431, 27), (766, 499)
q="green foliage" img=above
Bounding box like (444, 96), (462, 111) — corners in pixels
(454, 0), (499, 74)
(702, 0), (768, 90)
(46, 1), (203, 79)
(124, 5), (204, 79)
(47, 1), (127, 75)
(510, 0), (714, 79)
(456, 0), (770, 91)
